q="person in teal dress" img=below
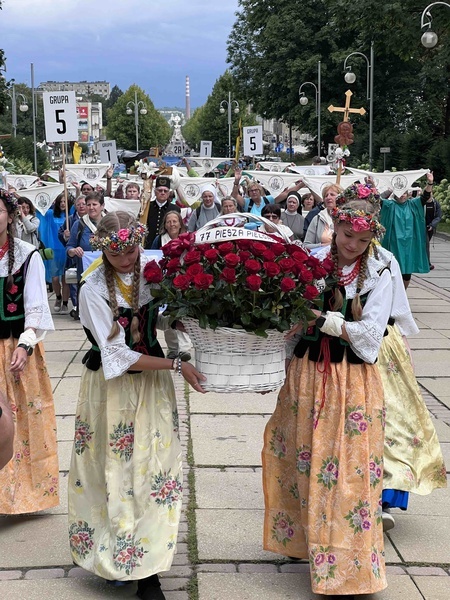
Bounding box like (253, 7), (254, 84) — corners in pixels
(380, 171), (433, 288)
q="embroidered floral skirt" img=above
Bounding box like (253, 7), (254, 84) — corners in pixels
(262, 353), (387, 596)
(68, 366), (182, 581)
(0, 338), (59, 514)
(379, 325), (447, 495)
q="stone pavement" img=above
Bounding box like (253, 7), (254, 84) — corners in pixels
(0, 239), (449, 599)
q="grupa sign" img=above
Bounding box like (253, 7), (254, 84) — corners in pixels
(43, 91), (78, 142)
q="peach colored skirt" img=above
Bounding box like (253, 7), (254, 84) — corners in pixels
(262, 353), (387, 595)
(0, 338), (59, 514)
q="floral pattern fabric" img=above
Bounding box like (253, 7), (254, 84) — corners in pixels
(262, 355), (387, 596)
(68, 367), (182, 581)
(379, 325), (447, 494)
(0, 338), (59, 513)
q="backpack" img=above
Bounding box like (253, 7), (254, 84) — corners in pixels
(248, 196), (270, 211)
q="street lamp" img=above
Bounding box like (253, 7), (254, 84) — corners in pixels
(298, 61), (321, 159)
(7, 85), (29, 138)
(125, 90), (147, 152)
(219, 92), (239, 158)
(420, 2), (450, 48)
(343, 42), (374, 170)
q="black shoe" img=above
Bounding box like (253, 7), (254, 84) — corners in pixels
(137, 575), (165, 600)
(70, 308), (80, 321)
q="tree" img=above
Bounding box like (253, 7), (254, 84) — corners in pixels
(102, 85), (123, 127)
(182, 71), (256, 157)
(227, 0), (450, 177)
(105, 84), (171, 150)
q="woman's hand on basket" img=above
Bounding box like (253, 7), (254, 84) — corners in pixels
(181, 362), (207, 393)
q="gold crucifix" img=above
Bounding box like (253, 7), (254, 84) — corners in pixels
(328, 90), (366, 184)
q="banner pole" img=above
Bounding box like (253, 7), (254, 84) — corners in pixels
(61, 143), (70, 226)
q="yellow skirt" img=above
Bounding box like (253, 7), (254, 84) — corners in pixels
(379, 325), (447, 494)
(0, 338), (59, 514)
(262, 353), (387, 596)
(68, 366), (182, 581)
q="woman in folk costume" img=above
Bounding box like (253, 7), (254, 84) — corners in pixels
(67, 212), (205, 600)
(0, 189), (58, 514)
(373, 244), (447, 530)
(262, 185), (391, 597)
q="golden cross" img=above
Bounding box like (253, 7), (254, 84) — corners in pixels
(328, 90), (366, 185)
(328, 89), (366, 122)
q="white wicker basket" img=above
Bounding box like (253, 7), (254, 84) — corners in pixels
(182, 317), (286, 393)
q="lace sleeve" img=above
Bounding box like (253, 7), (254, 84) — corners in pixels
(78, 282), (141, 380)
(345, 269), (392, 364)
(24, 251), (55, 333)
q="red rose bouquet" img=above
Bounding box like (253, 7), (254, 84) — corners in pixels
(143, 232), (333, 337)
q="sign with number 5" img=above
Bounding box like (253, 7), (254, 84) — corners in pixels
(243, 126), (262, 156)
(43, 91), (78, 142)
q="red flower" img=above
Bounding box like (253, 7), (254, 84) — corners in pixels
(193, 273), (214, 290)
(271, 243), (286, 257)
(6, 303), (17, 313)
(321, 256), (335, 273)
(173, 275), (191, 290)
(204, 248), (220, 263)
(217, 242), (235, 255)
(250, 242), (268, 257)
(313, 264), (328, 278)
(262, 249), (276, 261)
(184, 250), (202, 265)
(143, 261), (163, 283)
(239, 250), (251, 262)
(8, 284), (18, 294)
(166, 258), (181, 274)
(298, 267), (314, 283)
(220, 267), (237, 284)
(263, 261), (281, 277)
(236, 239), (252, 250)
(244, 259), (261, 274)
(280, 277), (296, 292)
(224, 253), (240, 267)
(304, 285), (319, 300)
(291, 249), (309, 264)
(278, 258), (296, 273)
(186, 264), (204, 278)
(246, 275), (262, 291)
(118, 316), (129, 327)
(163, 239), (184, 257)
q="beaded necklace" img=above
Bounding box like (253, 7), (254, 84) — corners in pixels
(337, 256), (362, 287)
(113, 272), (134, 306)
(0, 238), (9, 261)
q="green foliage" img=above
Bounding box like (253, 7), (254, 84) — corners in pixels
(432, 178), (450, 223)
(227, 0), (450, 178)
(182, 71), (256, 156)
(101, 85), (123, 127)
(1, 136), (50, 175)
(105, 84), (170, 150)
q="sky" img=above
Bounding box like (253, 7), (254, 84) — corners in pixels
(0, 0), (240, 109)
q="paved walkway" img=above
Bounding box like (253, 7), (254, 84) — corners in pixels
(0, 239), (449, 599)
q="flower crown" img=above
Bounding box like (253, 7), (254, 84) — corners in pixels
(336, 183), (381, 210)
(90, 223), (147, 253)
(0, 188), (19, 210)
(331, 207), (385, 240)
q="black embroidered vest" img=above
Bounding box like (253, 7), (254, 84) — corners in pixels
(0, 252), (34, 340)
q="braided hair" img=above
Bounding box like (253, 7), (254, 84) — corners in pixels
(330, 199), (377, 321)
(0, 190), (20, 291)
(96, 211), (142, 343)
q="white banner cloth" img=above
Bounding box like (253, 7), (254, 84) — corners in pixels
(6, 174), (39, 189)
(19, 183), (65, 215)
(346, 168), (429, 198)
(63, 163), (110, 185)
(257, 161), (295, 172)
(301, 175), (362, 198)
(178, 177), (235, 206)
(189, 157), (230, 170)
(288, 165), (331, 176)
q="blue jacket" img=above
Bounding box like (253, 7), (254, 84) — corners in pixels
(66, 219), (95, 279)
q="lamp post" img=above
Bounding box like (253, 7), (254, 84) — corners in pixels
(125, 90), (147, 152)
(420, 2), (450, 47)
(7, 84), (29, 138)
(219, 92), (239, 158)
(343, 42), (374, 170)
(298, 61), (321, 158)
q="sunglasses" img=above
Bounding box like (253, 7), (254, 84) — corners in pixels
(264, 214), (279, 220)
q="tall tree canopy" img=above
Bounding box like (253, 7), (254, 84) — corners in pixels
(106, 85), (171, 151)
(227, 0), (450, 175)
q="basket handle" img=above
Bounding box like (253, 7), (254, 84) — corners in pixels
(195, 212), (292, 244)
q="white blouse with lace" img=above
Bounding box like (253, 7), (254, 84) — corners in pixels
(315, 247), (393, 364)
(79, 255), (160, 380)
(0, 238), (54, 336)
